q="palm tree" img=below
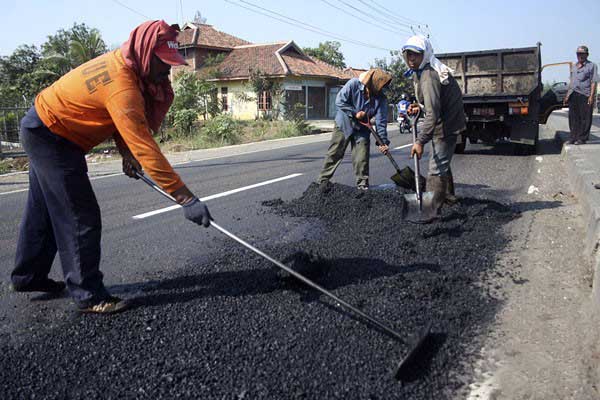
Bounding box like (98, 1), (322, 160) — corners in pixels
(70, 28), (107, 66)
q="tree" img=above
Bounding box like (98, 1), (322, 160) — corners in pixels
(303, 41), (346, 69)
(0, 45), (43, 106)
(0, 23), (108, 107)
(70, 28), (107, 65)
(249, 69), (283, 120)
(372, 50), (413, 104)
(42, 23), (107, 68)
(167, 70), (219, 134)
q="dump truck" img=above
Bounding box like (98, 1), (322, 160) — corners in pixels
(436, 44), (565, 153)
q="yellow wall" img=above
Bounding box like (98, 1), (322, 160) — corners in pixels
(218, 81), (257, 120)
(217, 77), (336, 120)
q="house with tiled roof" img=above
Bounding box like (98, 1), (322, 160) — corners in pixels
(174, 22), (355, 120)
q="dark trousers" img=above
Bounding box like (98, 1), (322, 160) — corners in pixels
(568, 92), (593, 142)
(12, 107), (108, 307)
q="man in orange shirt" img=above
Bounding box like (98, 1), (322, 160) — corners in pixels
(10, 20), (210, 314)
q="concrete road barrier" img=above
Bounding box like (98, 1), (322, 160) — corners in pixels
(548, 111), (600, 305)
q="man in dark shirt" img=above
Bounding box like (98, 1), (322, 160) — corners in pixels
(403, 36), (466, 215)
(565, 45), (599, 144)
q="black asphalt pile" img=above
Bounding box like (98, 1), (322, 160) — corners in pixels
(0, 183), (517, 399)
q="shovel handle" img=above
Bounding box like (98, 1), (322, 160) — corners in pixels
(134, 171), (412, 345)
(408, 109), (422, 203)
(358, 120), (402, 172)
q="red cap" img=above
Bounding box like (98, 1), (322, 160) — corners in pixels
(154, 23), (188, 66)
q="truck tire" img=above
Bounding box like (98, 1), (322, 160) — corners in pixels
(455, 140), (466, 154)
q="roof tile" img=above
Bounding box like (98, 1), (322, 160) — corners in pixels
(179, 23), (251, 49)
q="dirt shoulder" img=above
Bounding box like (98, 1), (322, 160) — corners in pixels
(466, 141), (600, 399)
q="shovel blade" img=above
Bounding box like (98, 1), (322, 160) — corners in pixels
(390, 171), (407, 188)
(402, 192), (438, 224)
(394, 321), (433, 381)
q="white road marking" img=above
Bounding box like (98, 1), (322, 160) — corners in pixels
(394, 143), (412, 150)
(132, 173), (304, 220)
(0, 134), (332, 196)
(0, 188), (29, 196)
(0, 172), (127, 196)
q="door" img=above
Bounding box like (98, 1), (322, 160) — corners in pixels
(308, 86), (326, 119)
(328, 87), (340, 118)
(285, 88), (306, 119)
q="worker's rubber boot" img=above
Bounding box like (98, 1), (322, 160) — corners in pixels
(426, 175), (448, 221)
(397, 166), (426, 192)
(444, 170), (459, 206)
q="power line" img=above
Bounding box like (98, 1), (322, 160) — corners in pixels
(354, 0), (415, 29)
(333, 0), (413, 35)
(224, 0), (395, 52)
(365, 0), (426, 27)
(320, 0), (412, 38)
(110, 0), (150, 20)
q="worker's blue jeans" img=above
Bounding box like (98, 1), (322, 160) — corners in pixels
(11, 107), (109, 307)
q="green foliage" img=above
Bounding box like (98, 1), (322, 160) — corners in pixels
(204, 53), (226, 67)
(42, 23), (107, 68)
(167, 70), (220, 128)
(0, 23), (108, 107)
(173, 109), (198, 135)
(203, 114), (239, 144)
(248, 70), (283, 120)
(303, 41), (346, 69)
(199, 52), (226, 79)
(372, 50), (413, 104)
(70, 28), (107, 65)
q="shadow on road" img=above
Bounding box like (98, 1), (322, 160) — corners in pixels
(113, 257), (441, 309)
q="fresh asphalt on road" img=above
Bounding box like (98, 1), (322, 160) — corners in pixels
(0, 127), (415, 290)
(0, 125), (548, 398)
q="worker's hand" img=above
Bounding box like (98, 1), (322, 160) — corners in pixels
(407, 104), (420, 115)
(355, 111), (367, 121)
(122, 155), (142, 179)
(182, 197), (212, 228)
(410, 143), (424, 159)
(378, 144), (390, 155)
(588, 96), (595, 106)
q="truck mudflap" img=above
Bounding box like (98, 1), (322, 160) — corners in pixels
(508, 119), (539, 145)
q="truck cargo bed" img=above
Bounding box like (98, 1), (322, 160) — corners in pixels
(437, 46), (541, 101)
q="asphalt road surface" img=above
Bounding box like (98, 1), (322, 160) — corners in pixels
(0, 127), (579, 399)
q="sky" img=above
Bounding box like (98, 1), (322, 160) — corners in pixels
(1, 0), (599, 83)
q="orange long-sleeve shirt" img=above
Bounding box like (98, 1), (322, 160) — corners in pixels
(35, 49), (184, 194)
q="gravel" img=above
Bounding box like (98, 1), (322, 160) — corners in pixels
(0, 183), (517, 399)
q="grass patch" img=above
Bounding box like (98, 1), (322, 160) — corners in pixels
(159, 118), (313, 152)
(0, 156), (29, 174)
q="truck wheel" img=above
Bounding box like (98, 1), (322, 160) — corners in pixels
(469, 137), (478, 144)
(455, 141), (466, 154)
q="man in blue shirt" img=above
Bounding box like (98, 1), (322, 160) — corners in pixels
(397, 94), (410, 117)
(565, 45), (599, 144)
(397, 94), (411, 133)
(317, 69), (392, 191)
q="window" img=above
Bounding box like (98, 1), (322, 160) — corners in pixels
(258, 91), (272, 111)
(221, 87), (228, 111)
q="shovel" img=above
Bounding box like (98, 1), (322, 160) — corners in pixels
(134, 171), (433, 381)
(402, 112), (438, 224)
(358, 120), (409, 187)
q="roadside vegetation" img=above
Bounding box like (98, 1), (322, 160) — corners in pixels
(0, 23), (412, 174)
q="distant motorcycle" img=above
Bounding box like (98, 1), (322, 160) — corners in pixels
(397, 114), (410, 134)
